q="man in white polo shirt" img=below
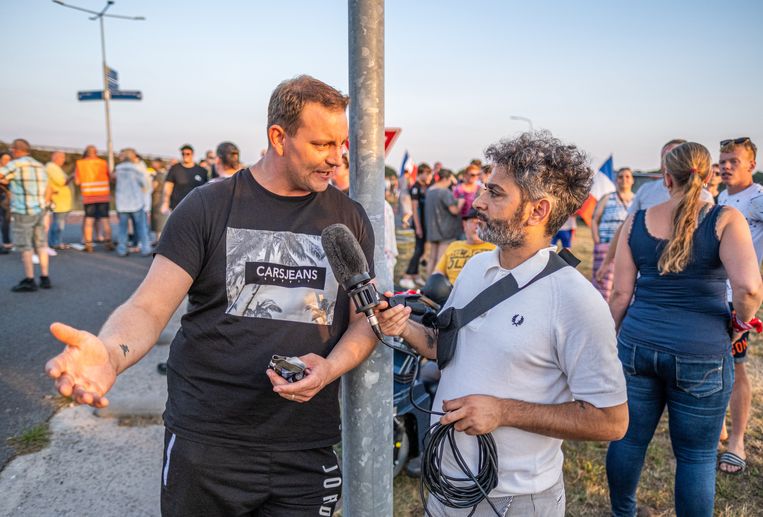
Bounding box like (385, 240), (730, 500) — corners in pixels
(717, 137), (762, 474)
(376, 131), (628, 516)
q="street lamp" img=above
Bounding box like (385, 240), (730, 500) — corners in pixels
(52, 0), (145, 172)
(510, 115), (534, 133)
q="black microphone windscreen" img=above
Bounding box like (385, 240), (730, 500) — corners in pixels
(321, 224), (369, 289)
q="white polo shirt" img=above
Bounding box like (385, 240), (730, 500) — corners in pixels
(432, 247), (627, 497)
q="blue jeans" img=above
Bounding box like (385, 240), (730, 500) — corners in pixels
(606, 340), (733, 517)
(48, 212), (68, 247)
(551, 229), (572, 248)
(117, 210), (151, 255)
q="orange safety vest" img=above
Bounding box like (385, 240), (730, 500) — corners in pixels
(76, 158), (111, 204)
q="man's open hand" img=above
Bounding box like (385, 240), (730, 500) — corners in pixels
(45, 322), (117, 408)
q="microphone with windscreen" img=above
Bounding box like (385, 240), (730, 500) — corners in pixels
(321, 223), (386, 341)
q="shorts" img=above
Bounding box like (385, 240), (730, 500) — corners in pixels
(729, 302), (749, 363)
(83, 202), (110, 219)
(161, 430), (342, 517)
(11, 212), (47, 251)
(732, 331), (749, 364)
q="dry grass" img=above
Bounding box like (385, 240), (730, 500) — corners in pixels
(392, 224), (763, 516)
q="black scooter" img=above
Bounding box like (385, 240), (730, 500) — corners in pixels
(391, 275), (452, 476)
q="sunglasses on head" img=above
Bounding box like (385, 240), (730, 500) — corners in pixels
(721, 137), (751, 147)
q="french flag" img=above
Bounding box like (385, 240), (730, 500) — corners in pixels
(577, 156), (616, 226)
(399, 150), (417, 181)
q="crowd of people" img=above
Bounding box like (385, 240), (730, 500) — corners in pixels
(0, 139), (243, 291)
(1, 73), (758, 516)
(380, 136), (762, 516)
(605, 139), (761, 516)
(397, 160), (494, 289)
(0, 131), (492, 298)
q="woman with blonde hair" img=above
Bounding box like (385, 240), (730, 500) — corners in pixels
(605, 142), (762, 517)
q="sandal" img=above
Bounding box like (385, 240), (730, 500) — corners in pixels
(718, 451), (747, 474)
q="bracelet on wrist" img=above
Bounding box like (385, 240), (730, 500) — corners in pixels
(732, 313), (763, 333)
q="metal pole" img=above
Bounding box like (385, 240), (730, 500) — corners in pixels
(99, 16), (114, 172)
(345, 0), (392, 516)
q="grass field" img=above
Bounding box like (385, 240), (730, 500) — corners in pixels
(391, 225), (763, 516)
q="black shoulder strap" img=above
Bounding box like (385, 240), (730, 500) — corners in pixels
(434, 249), (578, 369)
(443, 250), (577, 331)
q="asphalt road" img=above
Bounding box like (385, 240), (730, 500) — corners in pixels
(0, 224), (153, 469)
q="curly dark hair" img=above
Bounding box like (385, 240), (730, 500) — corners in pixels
(484, 131), (593, 236)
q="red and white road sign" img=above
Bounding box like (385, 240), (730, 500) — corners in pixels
(346, 127), (402, 158)
(384, 128), (401, 157)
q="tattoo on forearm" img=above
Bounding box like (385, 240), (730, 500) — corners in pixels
(426, 333), (435, 350)
(119, 344), (129, 357)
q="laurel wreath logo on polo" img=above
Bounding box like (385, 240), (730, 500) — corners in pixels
(512, 314), (525, 326)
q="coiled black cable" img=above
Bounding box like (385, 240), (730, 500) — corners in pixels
(382, 339), (502, 517)
(421, 421), (500, 517)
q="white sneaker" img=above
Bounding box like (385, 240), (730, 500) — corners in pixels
(399, 278), (416, 290)
(46, 248), (58, 257)
(32, 254), (40, 264)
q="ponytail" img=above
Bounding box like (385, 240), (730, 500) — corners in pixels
(657, 143), (712, 275)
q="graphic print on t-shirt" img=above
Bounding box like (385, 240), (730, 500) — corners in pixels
(225, 228), (339, 325)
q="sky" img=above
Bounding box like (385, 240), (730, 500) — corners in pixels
(2, 0), (762, 172)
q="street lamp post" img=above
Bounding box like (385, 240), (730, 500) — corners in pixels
(510, 115), (534, 133)
(52, 0), (145, 172)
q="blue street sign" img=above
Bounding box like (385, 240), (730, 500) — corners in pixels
(102, 66), (119, 91)
(106, 67), (119, 91)
(110, 90), (142, 100)
(78, 90), (104, 101)
(77, 89), (142, 101)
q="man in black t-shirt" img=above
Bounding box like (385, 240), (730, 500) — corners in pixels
(160, 144), (208, 214)
(400, 163), (433, 289)
(45, 75), (378, 517)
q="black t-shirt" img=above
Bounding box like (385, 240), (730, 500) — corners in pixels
(166, 163), (208, 208)
(155, 170), (374, 450)
(410, 182), (426, 221)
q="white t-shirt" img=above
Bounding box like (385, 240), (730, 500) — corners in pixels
(432, 247), (627, 497)
(718, 184), (763, 264)
(628, 178), (715, 215)
(718, 183), (763, 301)
(383, 200), (398, 277)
